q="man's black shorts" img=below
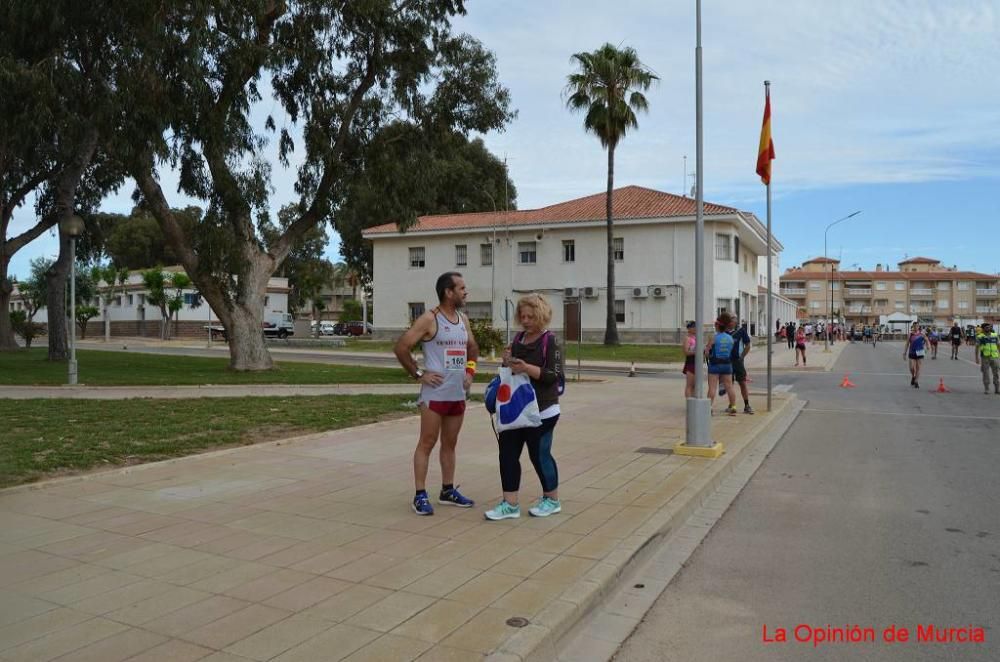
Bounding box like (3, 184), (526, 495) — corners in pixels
(733, 358), (747, 383)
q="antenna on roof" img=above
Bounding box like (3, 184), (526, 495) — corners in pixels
(682, 155), (687, 197)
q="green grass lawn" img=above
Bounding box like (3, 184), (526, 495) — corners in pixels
(0, 395), (423, 487)
(337, 338), (684, 363)
(0, 348), (490, 386)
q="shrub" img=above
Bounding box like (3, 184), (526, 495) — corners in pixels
(469, 317), (504, 355)
(339, 298), (362, 322)
(10, 310), (44, 349)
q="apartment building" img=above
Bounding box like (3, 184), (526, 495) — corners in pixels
(362, 186), (784, 342)
(779, 256), (1000, 327)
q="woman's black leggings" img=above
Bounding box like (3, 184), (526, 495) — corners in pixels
(498, 415), (559, 493)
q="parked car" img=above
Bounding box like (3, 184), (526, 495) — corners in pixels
(343, 321), (374, 336)
(332, 322), (347, 335)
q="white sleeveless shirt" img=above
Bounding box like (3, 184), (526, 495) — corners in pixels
(420, 309), (469, 403)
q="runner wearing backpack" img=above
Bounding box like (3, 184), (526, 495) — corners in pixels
(706, 312), (738, 416)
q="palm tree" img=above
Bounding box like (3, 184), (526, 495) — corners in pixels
(565, 44), (657, 345)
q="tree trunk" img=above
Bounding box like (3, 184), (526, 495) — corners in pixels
(225, 252), (274, 371)
(0, 274), (17, 351)
(45, 232), (71, 361)
(604, 146), (619, 345)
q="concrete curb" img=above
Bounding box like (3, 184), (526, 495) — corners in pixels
(487, 395), (802, 662)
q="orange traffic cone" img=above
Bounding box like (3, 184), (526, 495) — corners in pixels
(934, 377), (951, 393)
(840, 374), (857, 388)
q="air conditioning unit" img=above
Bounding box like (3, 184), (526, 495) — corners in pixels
(650, 286), (668, 298)
(563, 287), (579, 298)
(583, 286), (599, 299)
(631, 287), (648, 298)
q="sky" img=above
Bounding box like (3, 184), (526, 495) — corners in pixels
(8, 0), (1000, 279)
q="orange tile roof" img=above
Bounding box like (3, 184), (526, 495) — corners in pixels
(362, 185), (741, 235)
(898, 256), (941, 264)
(780, 270), (998, 281)
(802, 256), (840, 264)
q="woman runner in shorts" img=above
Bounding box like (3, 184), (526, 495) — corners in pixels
(928, 327), (940, 359)
(683, 320), (697, 398)
(904, 323), (928, 388)
(795, 324), (807, 367)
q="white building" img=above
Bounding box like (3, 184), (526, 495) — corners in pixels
(363, 186), (784, 342)
(757, 254), (797, 336)
(10, 266), (290, 339)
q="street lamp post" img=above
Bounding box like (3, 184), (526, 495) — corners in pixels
(59, 214), (86, 385)
(823, 211), (862, 352)
(682, 0), (713, 450)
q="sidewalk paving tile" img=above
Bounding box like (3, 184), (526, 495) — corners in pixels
(48, 626), (166, 662)
(1, 374), (795, 662)
(345, 591), (436, 632)
(270, 623), (380, 662)
(1, 616), (127, 662)
(180, 603), (291, 650)
(142, 595), (251, 638)
(342, 633), (434, 662)
(223, 614), (334, 660)
(124, 638), (213, 662)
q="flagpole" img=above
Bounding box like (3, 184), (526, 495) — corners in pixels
(765, 81), (773, 412)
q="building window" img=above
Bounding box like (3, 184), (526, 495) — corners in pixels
(831, 282), (840, 290)
(480, 243), (492, 266)
(937, 281), (950, 290)
(717, 298), (732, 316)
(809, 282), (821, 290)
(876, 282), (887, 290)
(613, 237), (624, 262)
(809, 301), (820, 310)
(614, 299), (625, 323)
(127, 294), (134, 306)
(895, 301), (905, 309)
(563, 240), (575, 263)
(518, 241), (537, 264)
(958, 301), (969, 309)
(409, 247), (425, 268)
(874, 299), (889, 308)
(715, 234), (731, 260)
(183, 293), (201, 306)
(894, 281), (905, 290)
(264, 296), (270, 306)
(455, 245), (467, 267)
(408, 302), (425, 321)
(937, 299), (949, 309)
(465, 301), (491, 320)
(958, 282), (970, 290)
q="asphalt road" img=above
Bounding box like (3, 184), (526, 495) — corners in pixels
(615, 341), (1000, 662)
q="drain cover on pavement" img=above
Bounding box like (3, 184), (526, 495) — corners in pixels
(506, 617), (530, 628)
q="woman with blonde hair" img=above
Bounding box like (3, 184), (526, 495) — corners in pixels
(485, 293), (565, 520)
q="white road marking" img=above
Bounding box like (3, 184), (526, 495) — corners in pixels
(802, 407), (1000, 422)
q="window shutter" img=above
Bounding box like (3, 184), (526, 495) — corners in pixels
(734, 237), (740, 264)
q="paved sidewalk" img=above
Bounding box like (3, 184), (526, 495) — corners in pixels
(744, 336), (847, 373)
(0, 378), (794, 661)
(0, 384), (453, 400)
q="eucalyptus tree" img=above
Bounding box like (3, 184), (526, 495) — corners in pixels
(121, 0), (513, 370)
(565, 44), (657, 345)
(0, 0), (153, 355)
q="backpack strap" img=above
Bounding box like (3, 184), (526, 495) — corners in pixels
(515, 330), (552, 362)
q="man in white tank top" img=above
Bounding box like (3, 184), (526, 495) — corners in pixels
(394, 272), (480, 516)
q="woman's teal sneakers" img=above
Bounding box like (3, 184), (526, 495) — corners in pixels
(529, 497), (561, 517)
(484, 500), (521, 520)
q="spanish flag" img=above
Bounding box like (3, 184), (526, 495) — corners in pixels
(756, 88), (775, 185)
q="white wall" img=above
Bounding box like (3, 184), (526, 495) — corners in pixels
(371, 215), (776, 335)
